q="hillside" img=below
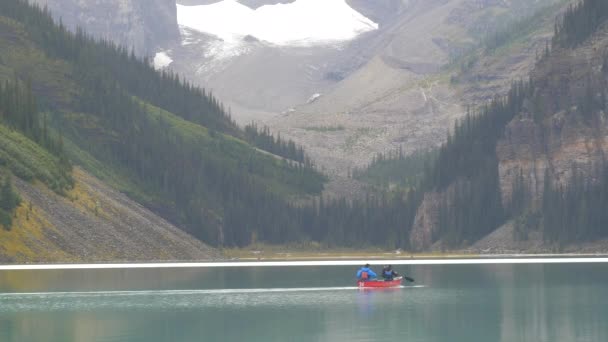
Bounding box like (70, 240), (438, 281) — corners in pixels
(269, 0), (571, 177)
(0, 0), (326, 261)
(336, 0), (608, 253)
(1, 168), (218, 263)
(353, 0), (571, 190)
(408, 0), (608, 252)
(4, 0), (608, 256)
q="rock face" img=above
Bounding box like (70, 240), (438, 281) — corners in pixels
(409, 181), (464, 251)
(30, 0), (179, 56)
(498, 35), (608, 207)
(409, 191), (442, 251)
(409, 24), (608, 251)
(499, 113), (608, 205)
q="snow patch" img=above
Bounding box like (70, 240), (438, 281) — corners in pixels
(307, 93), (322, 103)
(154, 51), (173, 69)
(176, 0), (378, 59)
(180, 26), (197, 46)
(282, 107), (296, 115)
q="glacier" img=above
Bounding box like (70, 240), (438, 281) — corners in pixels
(176, 0), (378, 53)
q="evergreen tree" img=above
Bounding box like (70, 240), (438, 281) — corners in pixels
(0, 174), (20, 230)
(552, 0), (608, 48)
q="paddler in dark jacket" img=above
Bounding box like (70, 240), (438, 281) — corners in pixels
(381, 265), (399, 281)
(356, 264), (377, 281)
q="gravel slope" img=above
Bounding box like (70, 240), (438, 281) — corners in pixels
(5, 168), (219, 263)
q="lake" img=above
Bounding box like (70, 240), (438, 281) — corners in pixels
(0, 261), (607, 341)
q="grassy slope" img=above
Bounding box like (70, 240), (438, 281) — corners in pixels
(138, 100), (323, 196)
(0, 11), (325, 259)
(0, 199), (72, 262)
(0, 125), (71, 191)
(0, 125), (72, 261)
(0, 13), (321, 199)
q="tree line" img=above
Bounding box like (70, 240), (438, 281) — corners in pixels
(0, 0), (330, 246)
(0, 174), (20, 230)
(352, 147), (437, 190)
(244, 123), (310, 165)
(356, 0), (608, 248)
(430, 83), (529, 247)
(542, 167), (608, 246)
(6, 0), (608, 249)
(1, 0), (308, 164)
(0, 0), (538, 248)
(64, 53), (326, 245)
(552, 0), (608, 48)
(0, 78), (68, 164)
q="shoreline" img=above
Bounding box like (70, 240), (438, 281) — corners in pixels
(1, 254), (608, 269)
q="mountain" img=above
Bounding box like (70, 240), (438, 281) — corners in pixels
(408, 0), (608, 252)
(162, 0), (566, 191)
(267, 0), (569, 173)
(29, 0), (180, 56)
(5, 0), (607, 256)
(0, 0), (325, 261)
(310, 0), (608, 253)
(29, 0), (566, 195)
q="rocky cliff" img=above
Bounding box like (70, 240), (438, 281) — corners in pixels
(409, 22), (608, 251)
(498, 32), (608, 206)
(30, 0), (179, 56)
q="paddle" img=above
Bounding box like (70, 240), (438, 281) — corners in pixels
(403, 276), (415, 282)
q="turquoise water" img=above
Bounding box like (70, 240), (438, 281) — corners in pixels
(0, 263), (607, 341)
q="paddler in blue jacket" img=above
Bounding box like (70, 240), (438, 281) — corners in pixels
(356, 264), (377, 281)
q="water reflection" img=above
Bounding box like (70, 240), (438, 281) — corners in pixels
(0, 264), (606, 342)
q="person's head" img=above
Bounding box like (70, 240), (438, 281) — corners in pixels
(365, 263), (370, 268)
(388, 265), (392, 270)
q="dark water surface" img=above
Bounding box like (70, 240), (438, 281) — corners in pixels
(0, 263), (607, 341)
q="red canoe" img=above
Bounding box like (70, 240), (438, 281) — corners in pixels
(357, 276), (403, 288)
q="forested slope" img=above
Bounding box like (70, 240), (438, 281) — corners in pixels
(370, 0), (608, 251)
(0, 0), (325, 256)
(5, 0), (608, 255)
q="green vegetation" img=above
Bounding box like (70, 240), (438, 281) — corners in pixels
(303, 125), (345, 132)
(2, 0), (607, 250)
(245, 123), (310, 165)
(431, 82), (529, 247)
(0, 77), (72, 231)
(0, 0), (326, 246)
(0, 173), (20, 230)
(298, 190), (422, 249)
(481, 4), (556, 54)
(552, 0), (608, 48)
(446, 0), (568, 83)
(0, 124), (72, 193)
(355, 0), (608, 249)
(422, 0), (608, 247)
(353, 148), (437, 189)
(0, 77), (72, 196)
(542, 168), (608, 245)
